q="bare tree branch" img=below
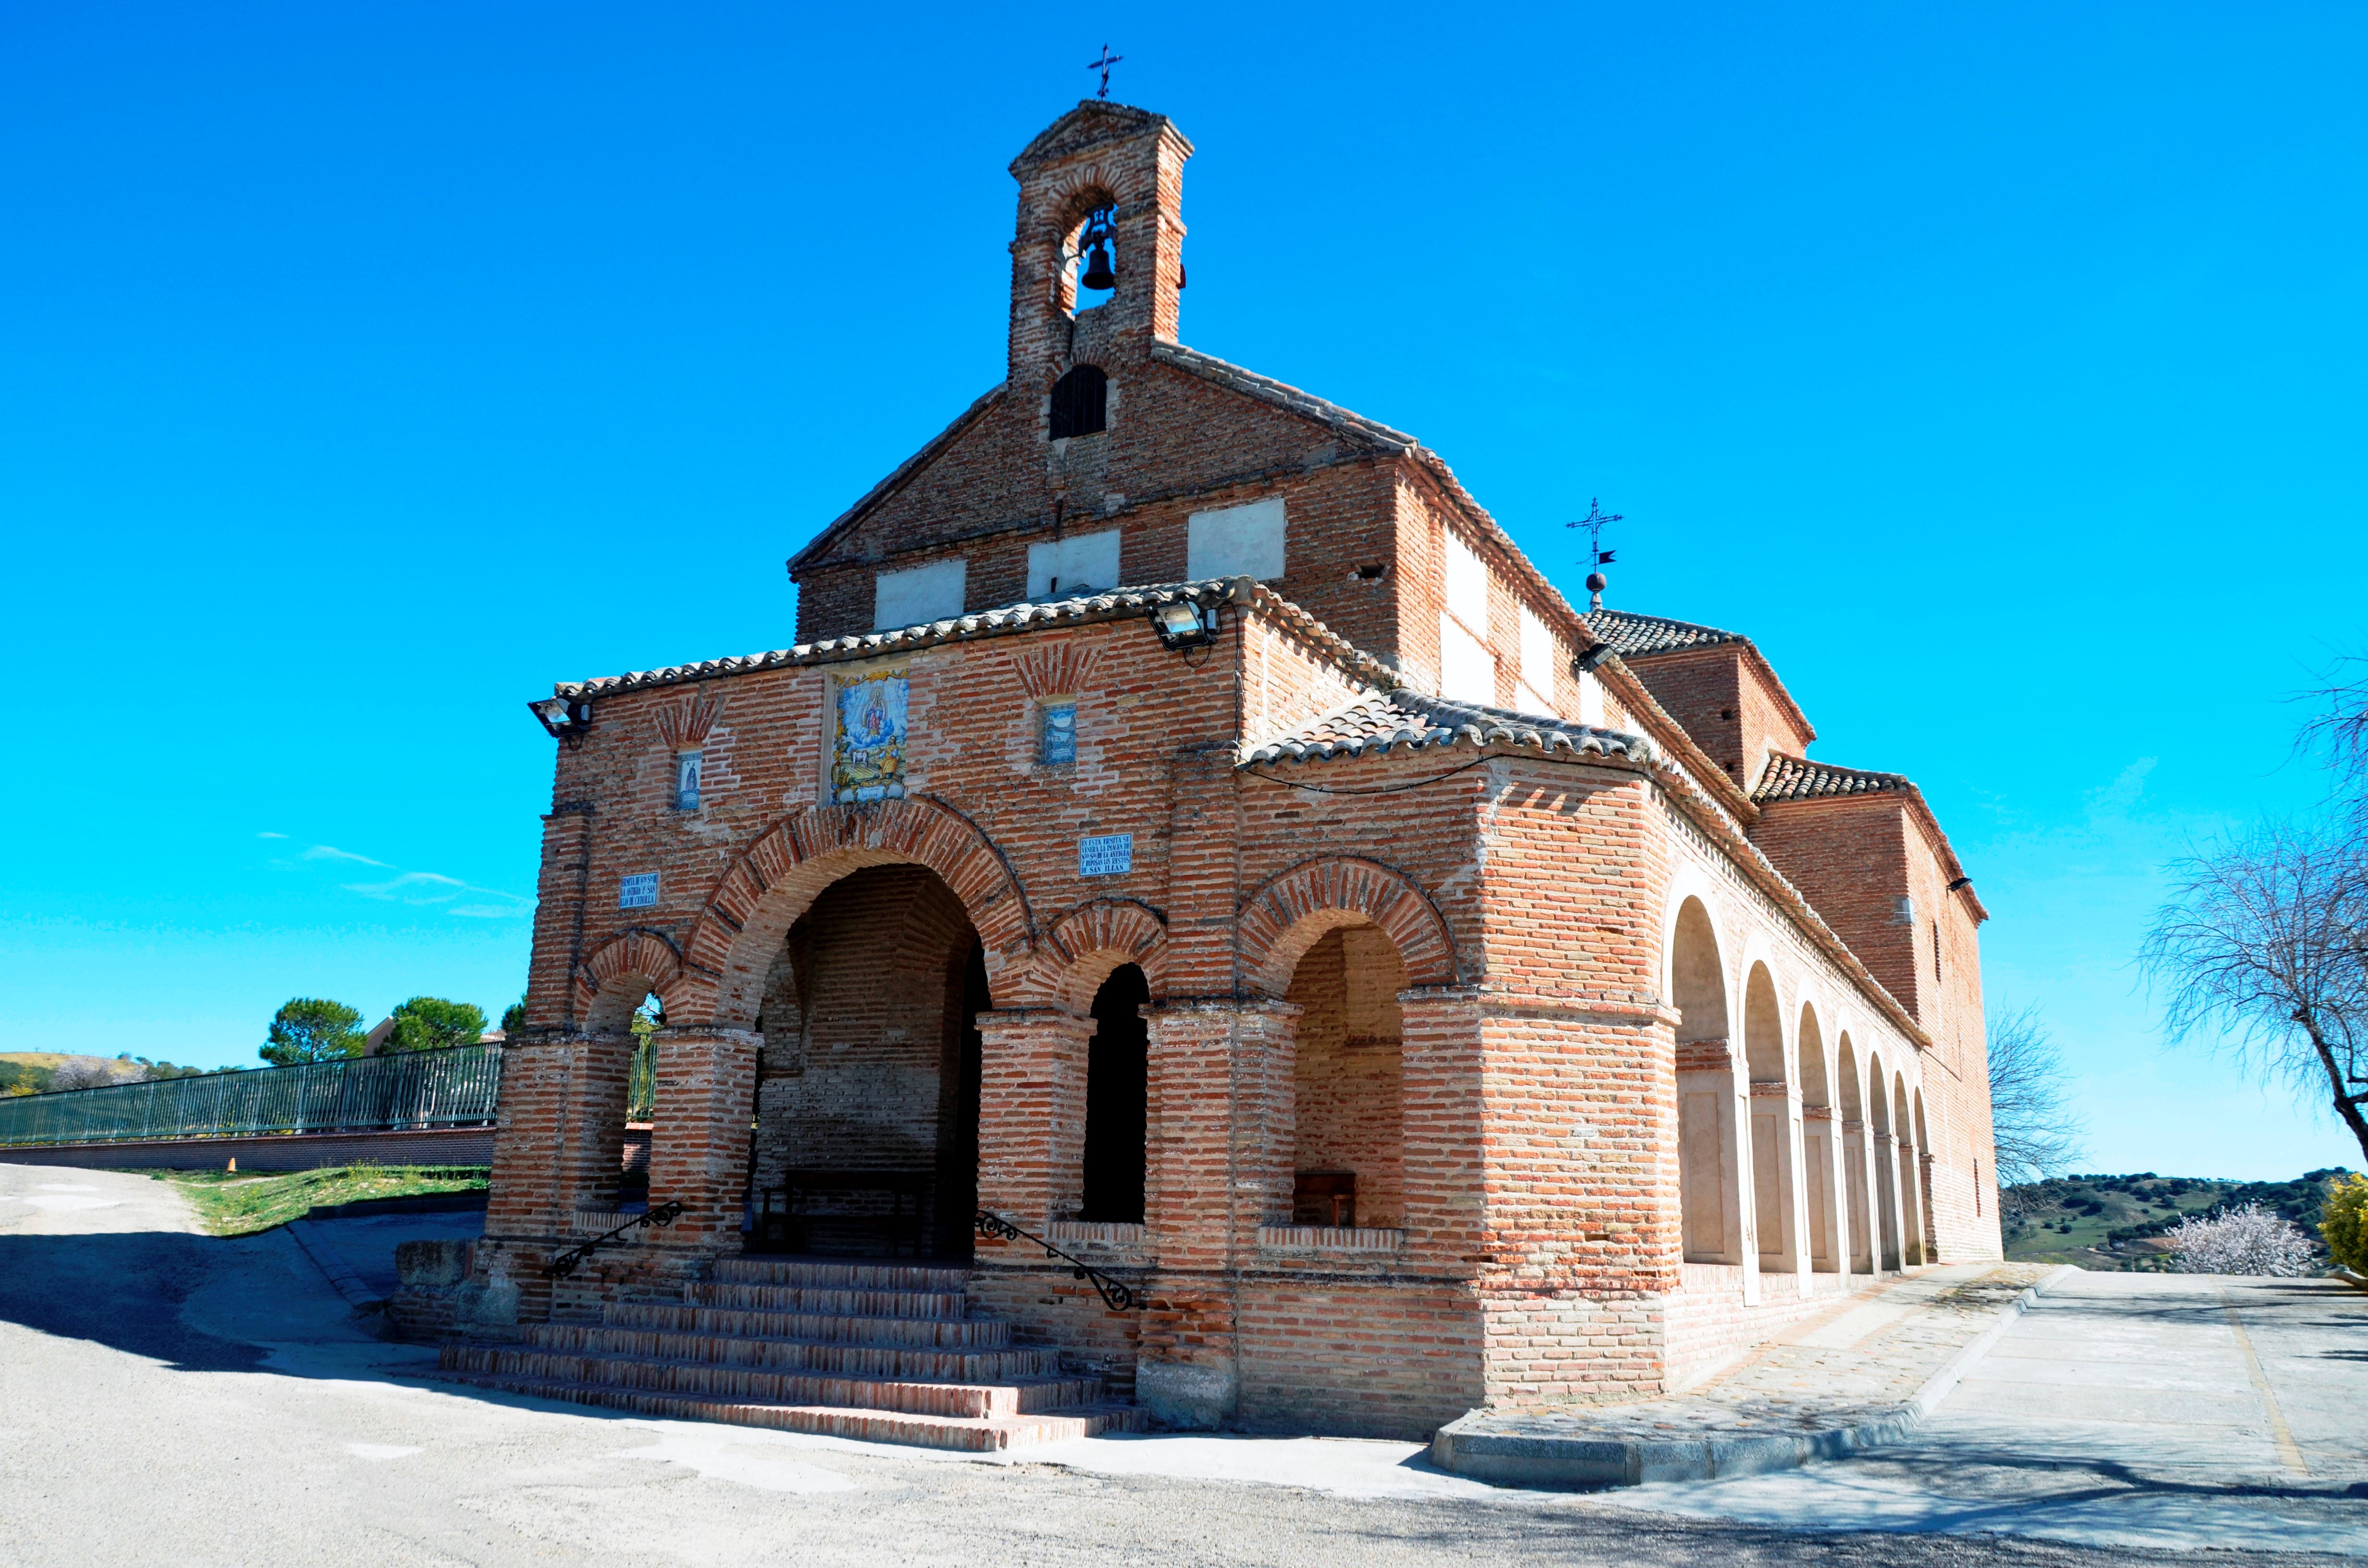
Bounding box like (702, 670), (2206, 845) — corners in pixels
(1986, 1004), (2085, 1205)
(2296, 652), (2368, 821)
(2139, 820), (2368, 1166)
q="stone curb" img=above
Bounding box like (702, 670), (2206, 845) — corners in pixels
(1430, 1264), (2080, 1491)
(289, 1219), (381, 1310)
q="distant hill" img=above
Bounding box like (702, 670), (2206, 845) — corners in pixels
(0, 1052), (219, 1096)
(2003, 1169), (2353, 1271)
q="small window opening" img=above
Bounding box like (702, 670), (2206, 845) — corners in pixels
(1039, 701), (1077, 766)
(674, 751), (703, 811)
(1049, 365), (1108, 440)
(1352, 563), (1387, 581)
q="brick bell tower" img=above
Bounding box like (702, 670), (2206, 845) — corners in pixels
(1006, 102), (1193, 398)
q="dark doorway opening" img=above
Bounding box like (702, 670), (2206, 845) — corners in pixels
(932, 941), (987, 1257)
(745, 864), (984, 1261)
(1082, 964), (1148, 1223)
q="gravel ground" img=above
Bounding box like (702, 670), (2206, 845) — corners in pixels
(0, 1163), (2357, 1568)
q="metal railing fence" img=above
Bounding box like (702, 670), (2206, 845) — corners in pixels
(0, 1045), (506, 1148)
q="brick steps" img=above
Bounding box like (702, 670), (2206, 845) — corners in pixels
(686, 1282), (972, 1319)
(443, 1344), (1099, 1418)
(713, 1258), (969, 1291)
(523, 1322), (1063, 1382)
(608, 1301), (1011, 1347)
(431, 1256), (1137, 1451)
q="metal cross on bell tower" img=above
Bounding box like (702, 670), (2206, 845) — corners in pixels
(1567, 498), (1623, 612)
(1087, 44), (1124, 99)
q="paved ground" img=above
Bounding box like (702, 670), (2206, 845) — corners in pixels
(1441, 1261), (2057, 1457)
(0, 1163), (2360, 1567)
(1604, 1269), (2368, 1555)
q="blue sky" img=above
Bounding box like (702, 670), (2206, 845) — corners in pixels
(1, 5), (2360, 1179)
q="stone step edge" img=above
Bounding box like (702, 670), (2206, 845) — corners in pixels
(1429, 1264), (2077, 1489)
(423, 1369), (1144, 1453)
(445, 1347), (1104, 1414)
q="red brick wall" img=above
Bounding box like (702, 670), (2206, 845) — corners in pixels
(1751, 796), (1920, 1014)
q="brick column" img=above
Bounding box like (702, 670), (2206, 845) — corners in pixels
(483, 1032), (632, 1241)
(1396, 987), (1485, 1273)
(974, 1007), (1096, 1231)
(1131, 996), (1298, 1430)
(644, 1027), (760, 1251)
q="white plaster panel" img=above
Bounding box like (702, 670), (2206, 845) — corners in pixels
(1026, 528), (1122, 599)
(1438, 614), (1496, 706)
(873, 558), (967, 630)
(1444, 531), (1489, 633)
(1186, 496), (1286, 581)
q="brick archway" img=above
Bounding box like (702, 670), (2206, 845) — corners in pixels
(574, 929), (687, 1032)
(1236, 857), (1457, 997)
(1020, 896), (1169, 1009)
(676, 797), (1036, 1028)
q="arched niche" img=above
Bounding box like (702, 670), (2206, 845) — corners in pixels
(1670, 896), (1742, 1265)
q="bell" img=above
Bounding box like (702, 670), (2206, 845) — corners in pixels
(1080, 242), (1116, 292)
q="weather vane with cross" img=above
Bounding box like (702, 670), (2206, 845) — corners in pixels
(1567, 498), (1622, 612)
(1087, 44), (1123, 99)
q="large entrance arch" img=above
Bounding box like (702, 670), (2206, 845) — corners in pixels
(746, 862), (986, 1259)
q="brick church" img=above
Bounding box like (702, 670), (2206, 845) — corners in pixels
(431, 99), (2003, 1446)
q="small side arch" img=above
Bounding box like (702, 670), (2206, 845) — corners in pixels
(1027, 896), (1170, 1009)
(576, 929), (687, 1033)
(1236, 857), (1457, 997)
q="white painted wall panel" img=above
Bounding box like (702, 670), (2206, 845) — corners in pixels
(1026, 528), (1122, 599)
(873, 558), (967, 629)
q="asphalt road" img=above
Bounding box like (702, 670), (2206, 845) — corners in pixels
(0, 1163), (2360, 1568)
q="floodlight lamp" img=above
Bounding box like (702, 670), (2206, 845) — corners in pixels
(1150, 599), (1216, 650)
(528, 696), (594, 747)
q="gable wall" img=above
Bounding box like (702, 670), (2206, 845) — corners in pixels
(1748, 796), (1920, 1018)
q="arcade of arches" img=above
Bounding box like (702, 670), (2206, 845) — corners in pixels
(1668, 894), (1934, 1293)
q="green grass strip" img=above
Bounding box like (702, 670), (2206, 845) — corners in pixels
(142, 1164), (489, 1237)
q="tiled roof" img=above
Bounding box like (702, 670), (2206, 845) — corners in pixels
(1752, 753), (1911, 805)
(1243, 691), (1648, 767)
(1580, 608), (1744, 658)
(555, 578), (1392, 699)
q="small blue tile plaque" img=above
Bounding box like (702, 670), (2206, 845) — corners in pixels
(1078, 833), (1133, 877)
(618, 872), (659, 909)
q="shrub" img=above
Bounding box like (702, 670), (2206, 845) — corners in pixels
(2167, 1202), (2317, 1276)
(2322, 1175), (2368, 1274)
